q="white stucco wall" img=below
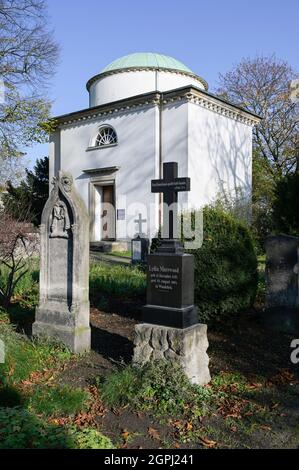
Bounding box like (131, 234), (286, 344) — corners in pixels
(187, 102), (253, 210)
(89, 70), (204, 107)
(50, 97), (254, 242)
(158, 100), (253, 218)
(161, 101), (189, 209)
(54, 105), (161, 241)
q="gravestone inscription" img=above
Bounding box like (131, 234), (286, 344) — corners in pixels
(33, 172), (90, 353)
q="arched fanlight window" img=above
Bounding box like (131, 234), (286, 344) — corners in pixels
(95, 126), (117, 147)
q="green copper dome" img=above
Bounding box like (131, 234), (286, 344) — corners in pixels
(101, 52), (193, 74)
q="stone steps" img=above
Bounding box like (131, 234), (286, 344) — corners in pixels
(90, 241), (130, 253)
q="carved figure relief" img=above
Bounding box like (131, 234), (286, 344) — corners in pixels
(50, 200), (71, 239)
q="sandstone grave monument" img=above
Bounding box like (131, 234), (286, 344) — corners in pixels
(33, 171), (91, 353)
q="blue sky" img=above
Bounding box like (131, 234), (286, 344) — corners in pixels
(26, 0), (299, 167)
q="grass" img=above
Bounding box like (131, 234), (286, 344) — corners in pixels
(1, 258), (146, 311)
(90, 262), (146, 299)
(0, 324), (72, 386)
(28, 385), (90, 417)
(108, 250), (131, 258)
(0, 258), (146, 325)
(99, 361), (213, 420)
(99, 361), (289, 447)
(0, 322), (113, 449)
(0, 408), (113, 449)
(0, 258), (39, 299)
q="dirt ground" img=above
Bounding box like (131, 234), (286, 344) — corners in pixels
(54, 305), (299, 449)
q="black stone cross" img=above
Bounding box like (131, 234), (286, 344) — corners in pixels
(151, 162), (190, 239)
(135, 213), (147, 236)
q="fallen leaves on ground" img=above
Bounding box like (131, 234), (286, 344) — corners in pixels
(267, 369), (299, 386)
(73, 386), (106, 427)
(259, 425), (272, 431)
(20, 369), (55, 391)
(247, 382), (263, 390)
(148, 427), (161, 441)
(217, 397), (249, 420)
(48, 385), (107, 429)
(199, 436), (217, 448)
(186, 422), (193, 431)
(121, 429), (130, 441)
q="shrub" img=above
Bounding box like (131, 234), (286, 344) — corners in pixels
(73, 427), (113, 449)
(186, 207), (258, 322)
(100, 361), (212, 419)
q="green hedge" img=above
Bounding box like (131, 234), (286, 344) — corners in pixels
(90, 263), (146, 299)
(186, 207), (258, 322)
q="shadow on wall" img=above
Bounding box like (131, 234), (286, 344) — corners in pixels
(160, 100), (253, 220)
(206, 115), (252, 218)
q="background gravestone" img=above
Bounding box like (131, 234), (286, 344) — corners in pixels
(33, 172), (91, 353)
(265, 234), (299, 309)
(131, 213), (149, 265)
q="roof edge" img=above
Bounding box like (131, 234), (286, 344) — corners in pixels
(52, 85), (262, 127)
(86, 66), (209, 92)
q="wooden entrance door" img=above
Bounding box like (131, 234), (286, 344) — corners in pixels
(101, 185), (115, 240)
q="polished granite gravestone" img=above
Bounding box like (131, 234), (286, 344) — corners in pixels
(133, 162), (210, 385)
(142, 241), (198, 328)
(33, 172), (90, 353)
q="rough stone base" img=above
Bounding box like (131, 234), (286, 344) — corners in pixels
(133, 323), (211, 385)
(32, 321), (91, 354)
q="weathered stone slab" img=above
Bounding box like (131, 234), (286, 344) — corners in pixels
(133, 323), (211, 385)
(265, 234), (299, 309)
(33, 172), (91, 353)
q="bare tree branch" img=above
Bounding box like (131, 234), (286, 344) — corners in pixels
(217, 55), (299, 176)
(0, 208), (39, 307)
(0, 0), (59, 185)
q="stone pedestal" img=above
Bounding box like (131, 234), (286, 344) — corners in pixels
(32, 172), (91, 354)
(33, 303), (90, 354)
(133, 323), (211, 385)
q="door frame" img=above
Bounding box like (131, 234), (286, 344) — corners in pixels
(100, 183), (116, 241)
(86, 167), (119, 242)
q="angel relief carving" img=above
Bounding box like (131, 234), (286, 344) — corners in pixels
(50, 199), (71, 239)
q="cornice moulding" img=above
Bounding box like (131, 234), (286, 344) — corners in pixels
(54, 87), (261, 129)
(86, 67), (209, 92)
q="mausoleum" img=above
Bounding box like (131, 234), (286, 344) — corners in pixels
(49, 52), (260, 246)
